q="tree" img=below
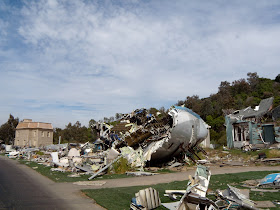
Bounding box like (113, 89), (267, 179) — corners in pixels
(176, 100), (184, 106)
(109, 116), (114, 122)
(0, 114), (19, 144)
(275, 74), (280, 83)
(217, 81), (234, 109)
(200, 98), (214, 119)
(115, 113), (123, 120)
(148, 107), (159, 116)
(218, 81), (231, 93)
(88, 119), (96, 128)
(53, 127), (63, 144)
(247, 72), (259, 90)
(231, 79), (250, 95)
(63, 121), (89, 143)
(103, 117), (109, 123)
(184, 95), (201, 114)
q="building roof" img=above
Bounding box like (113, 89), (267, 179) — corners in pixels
(272, 105), (280, 120)
(230, 97), (274, 120)
(16, 121), (53, 130)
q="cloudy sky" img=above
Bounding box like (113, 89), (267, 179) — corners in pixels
(0, 0), (279, 128)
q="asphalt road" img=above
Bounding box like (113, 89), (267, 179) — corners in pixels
(0, 156), (70, 209)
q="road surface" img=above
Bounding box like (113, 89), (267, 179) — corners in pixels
(0, 155), (104, 209)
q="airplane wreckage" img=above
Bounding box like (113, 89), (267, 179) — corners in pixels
(92, 106), (209, 164)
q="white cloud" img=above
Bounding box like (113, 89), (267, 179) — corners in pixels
(0, 0), (280, 127)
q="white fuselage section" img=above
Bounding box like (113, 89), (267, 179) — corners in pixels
(144, 107), (208, 161)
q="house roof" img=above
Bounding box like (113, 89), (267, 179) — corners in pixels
(230, 97), (274, 120)
(16, 122), (53, 130)
(272, 105), (280, 120)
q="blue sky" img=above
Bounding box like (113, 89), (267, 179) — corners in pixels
(0, 0), (280, 128)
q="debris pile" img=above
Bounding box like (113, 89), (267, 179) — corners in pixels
(92, 106), (209, 164)
(131, 165), (280, 210)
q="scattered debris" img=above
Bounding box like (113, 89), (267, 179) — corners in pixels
(258, 173), (280, 188)
(73, 181), (106, 186)
(273, 200), (280, 206)
(88, 156), (121, 180)
(241, 180), (259, 188)
(254, 201), (276, 208)
(216, 185), (256, 210)
(92, 106), (209, 164)
(130, 187), (161, 210)
(221, 161), (245, 166)
(162, 165), (215, 210)
(126, 171), (158, 176)
(168, 162), (184, 169)
(251, 188), (279, 192)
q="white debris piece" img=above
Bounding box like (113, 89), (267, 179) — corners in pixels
(68, 148), (80, 157)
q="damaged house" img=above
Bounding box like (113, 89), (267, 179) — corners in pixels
(225, 97), (280, 149)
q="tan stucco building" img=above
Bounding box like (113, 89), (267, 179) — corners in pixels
(14, 119), (53, 147)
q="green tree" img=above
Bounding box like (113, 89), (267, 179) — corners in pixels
(200, 98), (214, 119)
(247, 72), (259, 90)
(275, 74), (280, 83)
(88, 119), (96, 128)
(53, 127), (63, 144)
(115, 113), (123, 120)
(184, 95), (201, 114)
(0, 114), (19, 144)
(63, 121), (89, 143)
(148, 107), (159, 116)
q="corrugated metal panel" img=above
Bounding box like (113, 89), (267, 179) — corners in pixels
(251, 124), (263, 144)
(262, 124), (275, 144)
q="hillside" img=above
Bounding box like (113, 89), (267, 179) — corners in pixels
(176, 72), (280, 145)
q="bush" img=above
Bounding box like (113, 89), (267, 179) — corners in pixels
(111, 157), (133, 174)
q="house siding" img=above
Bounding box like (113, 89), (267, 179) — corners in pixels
(15, 120), (53, 147)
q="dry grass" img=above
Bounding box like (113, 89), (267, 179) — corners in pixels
(267, 149), (280, 158)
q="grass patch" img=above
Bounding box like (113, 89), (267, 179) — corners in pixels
(19, 160), (91, 182)
(18, 159), (135, 182)
(152, 168), (176, 174)
(83, 171), (280, 210)
(83, 180), (189, 210)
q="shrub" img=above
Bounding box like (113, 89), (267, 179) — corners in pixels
(111, 157), (133, 174)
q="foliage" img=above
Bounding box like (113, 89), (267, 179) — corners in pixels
(275, 74), (280, 83)
(111, 157), (133, 174)
(35, 151), (45, 156)
(18, 159), (129, 182)
(53, 120), (96, 143)
(0, 114), (19, 144)
(172, 72), (280, 144)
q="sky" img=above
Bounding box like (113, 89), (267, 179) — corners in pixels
(0, 0), (280, 128)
